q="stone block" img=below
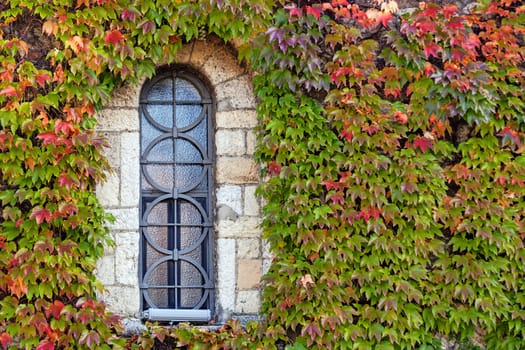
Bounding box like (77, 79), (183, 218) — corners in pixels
(106, 208), (139, 231)
(216, 157), (258, 184)
(237, 259), (262, 290)
(243, 185), (260, 216)
(120, 132), (140, 206)
(216, 110), (258, 129)
(262, 258), (272, 276)
(262, 239), (273, 259)
(190, 39), (219, 67)
(97, 171), (120, 208)
(215, 129), (245, 156)
(95, 254), (115, 285)
(237, 238), (260, 259)
(201, 47), (245, 85)
(176, 42), (193, 64)
(216, 217), (262, 238)
(98, 132), (121, 167)
(216, 75), (256, 111)
(96, 108), (139, 132)
(217, 238), (236, 320)
(246, 130), (256, 156)
(235, 290), (261, 314)
(100, 285), (140, 317)
(216, 185), (242, 215)
(114, 231), (140, 286)
(105, 82), (143, 108)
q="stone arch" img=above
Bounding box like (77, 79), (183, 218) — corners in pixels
(95, 37), (267, 324)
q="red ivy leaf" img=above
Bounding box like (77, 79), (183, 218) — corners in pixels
(0, 333), (11, 350)
(341, 128), (353, 141)
(423, 42), (441, 59)
(446, 17), (464, 30)
(413, 136), (434, 152)
(46, 300), (65, 319)
(104, 29), (124, 45)
(36, 340), (55, 350)
(0, 86), (19, 98)
(287, 6), (301, 18)
(37, 132), (58, 145)
(442, 4), (459, 19)
(36, 73), (51, 88)
(58, 174), (76, 190)
(30, 208), (52, 224)
(375, 12), (393, 27)
(306, 5), (322, 20)
(268, 161), (281, 176)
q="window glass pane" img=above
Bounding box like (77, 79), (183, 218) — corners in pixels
(175, 165), (203, 190)
(148, 77), (173, 101)
(140, 117), (164, 149)
(176, 78), (200, 101)
(147, 201), (169, 225)
(179, 200), (202, 226)
(175, 139), (202, 163)
(147, 139), (174, 162)
(185, 119), (207, 154)
(180, 261), (203, 307)
(176, 105), (202, 129)
(144, 164), (173, 190)
(145, 105), (173, 129)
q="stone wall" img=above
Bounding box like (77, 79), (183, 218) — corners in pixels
(95, 37), (268, 323)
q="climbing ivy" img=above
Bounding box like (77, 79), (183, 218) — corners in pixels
(254, 0), (525, 349)
(1, 0), (524, 349)
(0, 0), (271, 349)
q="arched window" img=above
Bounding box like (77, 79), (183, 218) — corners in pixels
(139, 68), (214, 322)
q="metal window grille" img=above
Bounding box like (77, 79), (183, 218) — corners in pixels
(139, 68), (214, 321)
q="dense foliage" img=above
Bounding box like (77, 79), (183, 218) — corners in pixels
(0, 0), (524, 349)
(0, 0), (271, 348)
(254, 0), (525, 349)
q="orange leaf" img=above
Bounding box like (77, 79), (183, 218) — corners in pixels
(9, 277), (27, 298)
(42, 21), (58, 36)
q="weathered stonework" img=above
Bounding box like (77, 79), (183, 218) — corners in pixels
(96, 36), (264, 323)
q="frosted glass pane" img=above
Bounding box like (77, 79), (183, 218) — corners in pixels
(148, 78), (173, 101)
(179, 226), (202, 250)
(147, 139), (174, 162)
(175, 139), (202, 162)
(147, 201), (168, 225)
(186, 119), (207, 152)
(145, 226), (169, 250)
(145, 105), (173, 128)
(140, 119), (164, 150)
(195, 175), (208, 192)
(175, 165), (203, 189)
(176, 105), (202, 129)
(145, 164), (173, 189)
(180, 261), (202, 307)
(141, 174), (154, 190)
(148, 289), (168, 308)
(179, 201), (202, 225)
(176, 78), (200, 101)
(146, 259), (169, 307)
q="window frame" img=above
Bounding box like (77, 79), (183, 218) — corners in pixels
(138, 67), (215, 322)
